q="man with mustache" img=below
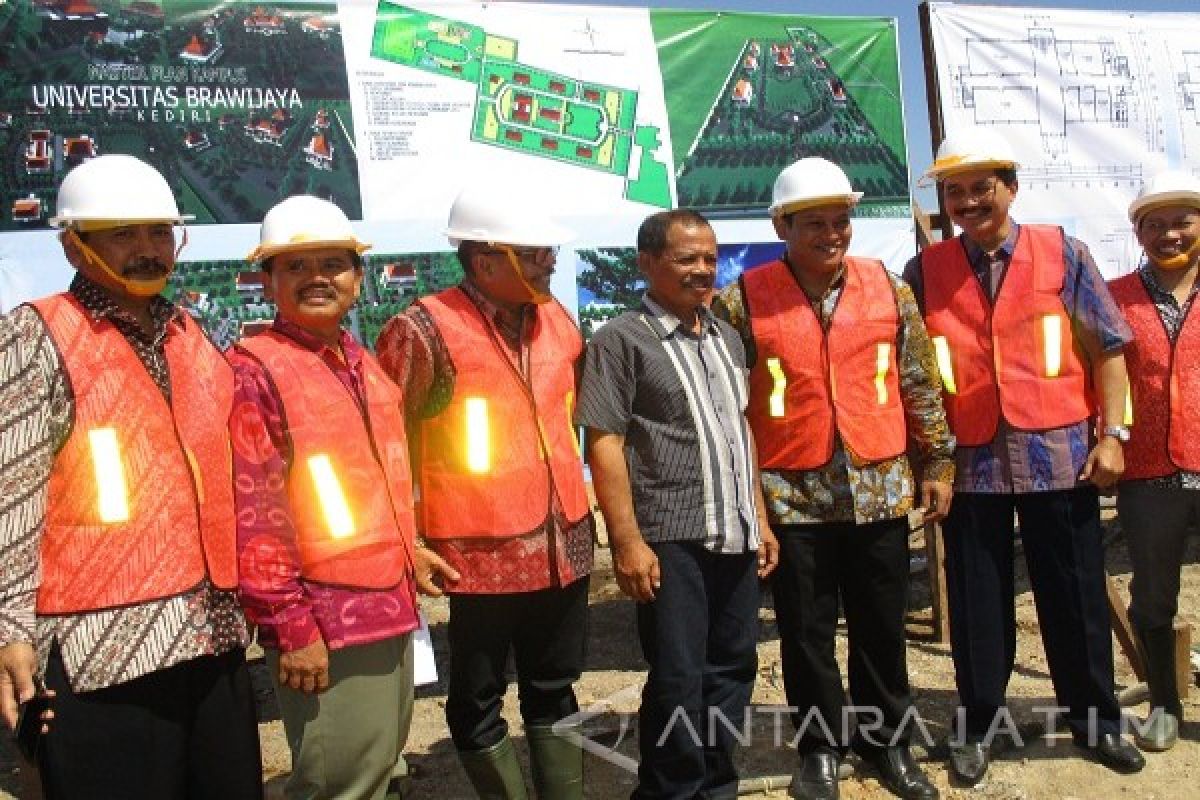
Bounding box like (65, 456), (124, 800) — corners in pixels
(0, 154), (263, 799)
(227, 195), (449, 799)
(714, 158), (951, 800)
(375, 185), (592, 799)
(578, 209), (779, 799)
(902, 128), (1143, 782)
(1107, 170), (1200, 754)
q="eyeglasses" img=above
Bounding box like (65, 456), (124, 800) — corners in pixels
(942, 178), (1000, 204)
(1138, 212), (1200, 237)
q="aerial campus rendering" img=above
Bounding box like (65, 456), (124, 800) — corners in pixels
(654, 14), (910, 218)
(0, 0), (361, 230)
(370, 1), (673, 210)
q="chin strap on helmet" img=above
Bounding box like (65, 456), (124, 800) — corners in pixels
(64, 224), (187, 297)
(498, 244), (553, 305)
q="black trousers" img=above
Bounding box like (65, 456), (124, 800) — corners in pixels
(445, 576), (590, 751)
(38, 644), (263, 800)
(1117, 482), (1200, 631)
(772, 517), (915, 756)
(633, 543), (759, 800)
(944, 487), (1122, 738)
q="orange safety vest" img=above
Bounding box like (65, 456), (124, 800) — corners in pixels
(920, 225), (1091, 445)
(236, 331), (415, 590)
(417, 288), (589, 539)
(743, 257), (906, 469)
(30, 293), (237, 614)
(1108, 273), (1200, 479)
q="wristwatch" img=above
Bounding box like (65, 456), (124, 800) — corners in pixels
(1102, 424), (1131, 443)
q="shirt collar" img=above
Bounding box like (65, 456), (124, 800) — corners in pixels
(640, 293), (719, 340)
(69, 273), (184, 334)
(460, 278), (532, 344)
(271, 315), (363, 368)
(961, 220), (1019, 266)
(1138, 261), (1200, 304)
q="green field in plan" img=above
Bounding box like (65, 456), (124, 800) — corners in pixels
(474, 61), (637, 175)
(370, 3), (516, 83)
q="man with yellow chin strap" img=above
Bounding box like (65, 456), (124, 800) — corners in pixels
(0, 154), (262, 799)
(1109, 170), (1200, 754)
(376, 185), (592, 800)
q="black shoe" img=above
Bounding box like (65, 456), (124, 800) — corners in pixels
(791, 750), (839, 800)
(948, 741), (989, 786)
(869, 746), (938, 800)
(1073, 733), (1146, 774)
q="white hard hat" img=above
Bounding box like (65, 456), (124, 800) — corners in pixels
(1128, 169), (1200, 224)
(247, 195), (370, 263)
(769, 157), (863, 217)
(50, 154), (192, 228)
(923, 127), (1020, 183)
(444, 184), (573, 247)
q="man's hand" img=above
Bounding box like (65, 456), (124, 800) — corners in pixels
(1080, 436), (1124, 489)
(613, 539), (660, 602)
(414, 545), (460, 597)
(0, 642), (39, 731)
(279, 637), (330, 694)
(757, 524), (779, 579)
(919, 480), (954, 524)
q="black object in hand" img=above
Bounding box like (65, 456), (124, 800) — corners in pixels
(14, 678), (50, 762)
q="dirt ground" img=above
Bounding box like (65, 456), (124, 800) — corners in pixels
(2, 514), (1198, 800)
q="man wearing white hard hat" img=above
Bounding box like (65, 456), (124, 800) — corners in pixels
(902, 128), (1143, 782)
(376, 185), (591, 799)
(229, 195), (451, 799)
(714, 158), (951, 800)
(1107, 170), (1200, 753)
(0, 154), (263, 798)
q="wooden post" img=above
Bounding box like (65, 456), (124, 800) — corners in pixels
(924, 519), (950, 643)
(1175, 620), (1192, 700)
(913, 201), (947, 250)
(918, 2), (954, 240)
(1106, 573), (1146, 682)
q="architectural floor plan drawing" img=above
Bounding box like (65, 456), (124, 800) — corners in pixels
(1180, 50), (1200, 126)
(930, 3), (1200, 278)
(947, 25), (1143, 166)
(371, 2), (671, 208)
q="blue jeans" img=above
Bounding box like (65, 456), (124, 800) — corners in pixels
(633, 542), (759, 800)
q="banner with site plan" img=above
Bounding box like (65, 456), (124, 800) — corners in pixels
(0, 0), (913, 348)
(926, 1), (1200, 280)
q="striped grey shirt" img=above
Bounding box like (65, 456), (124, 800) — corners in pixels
(577, 295), (760, 553)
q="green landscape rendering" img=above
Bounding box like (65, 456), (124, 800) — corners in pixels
(167, 249), (464, 351)
(652, 12), (910, 218)
(0, 0), (362, 230)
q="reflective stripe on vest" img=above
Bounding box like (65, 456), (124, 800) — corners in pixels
(1108, 273), (1200, 479)
(31, 293), (237, 614)
(418, 288), (590, 539)
(744, 257), (906, 469)
(236, 331), (415, 590)
(921, 225), (1090, 445)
